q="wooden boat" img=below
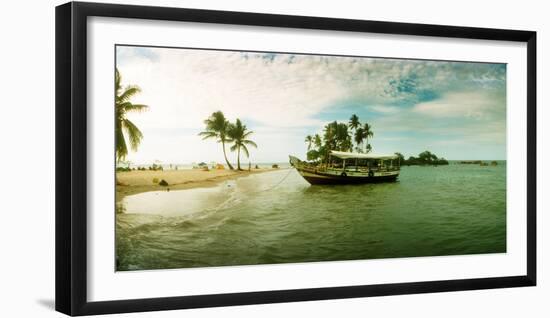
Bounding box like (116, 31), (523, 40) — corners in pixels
(289, 151), (400, 185)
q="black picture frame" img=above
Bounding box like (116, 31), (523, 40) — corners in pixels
(55, 1), (537, 316)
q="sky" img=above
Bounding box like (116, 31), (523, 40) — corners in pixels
(116, 45), (506, 164)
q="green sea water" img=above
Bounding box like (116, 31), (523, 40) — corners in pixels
(116, 162), (506, 271)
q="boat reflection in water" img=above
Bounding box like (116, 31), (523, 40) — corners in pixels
(289, 150), (400, 185)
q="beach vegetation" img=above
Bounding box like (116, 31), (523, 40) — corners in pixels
(199, 111), (235, 170)
(148, 163), (163, 171)
(116, 167), (132, 172)
(403, 151), (449, 166)
(305, 135), (314, 150)
(227, 119), (258, 170)
(304, 114), (374, 163)
(362, 123), (374, 152)
(115, 68), (149, 162)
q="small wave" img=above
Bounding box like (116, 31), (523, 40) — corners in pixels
(173, 219), (198, 229)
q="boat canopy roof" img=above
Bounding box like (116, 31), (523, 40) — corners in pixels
(330, 150), (398, 160)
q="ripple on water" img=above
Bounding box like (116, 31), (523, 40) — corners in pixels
(116, 165), (506, 271)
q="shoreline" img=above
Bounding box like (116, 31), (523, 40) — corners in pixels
(116, 168), (283, 200)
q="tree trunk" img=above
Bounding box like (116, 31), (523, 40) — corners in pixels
(237, 146), (241, 170)
(222, 141), (234, 170)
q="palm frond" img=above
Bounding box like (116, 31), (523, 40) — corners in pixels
(198, 131), (218, 140)
(115, 69), (122, 96)
(242, 130), (254, 138)
(241, 144), (250, 158)
(242, 140), (258, 148)
(115, 123), (128, 161)
(118, 86), (142, 103)
(122, 119), (144, 151)
(122, 103), (149, 113)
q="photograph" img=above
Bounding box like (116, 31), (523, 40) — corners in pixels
(114, 45), (507, 271)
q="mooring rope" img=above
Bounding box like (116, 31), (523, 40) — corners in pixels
(254, 168), (295, 193)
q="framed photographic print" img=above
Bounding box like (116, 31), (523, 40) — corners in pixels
(55, 1), (536, 316)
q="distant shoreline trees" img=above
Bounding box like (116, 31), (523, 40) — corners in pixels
(302, 113), (448, 167)
(304, 114), (374, 163)
(395, 151), (449, 166)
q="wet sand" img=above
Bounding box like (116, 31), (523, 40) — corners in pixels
(116, 168), (279, 200)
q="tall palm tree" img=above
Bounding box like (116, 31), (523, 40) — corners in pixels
(305, 135), (314, 150)
(323, 121), (338, 152)
(336, 122), (351, 151)
(349, 114), (361, 150)
(115, 68), (148, 162)
(313, 134), (322, 149)
(354, 127), (365, 152)
(227, 119), (257, 170)
(362, 123), (374, 153)
(349, 114), (361, 131)
(198, 111), (235, 170)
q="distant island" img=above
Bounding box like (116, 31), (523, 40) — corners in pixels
(395, 151), (449, 166)
(459, 160), (499, 166)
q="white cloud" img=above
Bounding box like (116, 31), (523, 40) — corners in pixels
(118, 49), (346, 132)
(369, 105), (400, 114)
(412, 90), (505, 119)
(116, 47), (507, 162)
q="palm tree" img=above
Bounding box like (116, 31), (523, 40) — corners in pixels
(336, 122), (351, 151)
(362, 123), (374, 153)
(349, 114), (361, 150)
(314, 134), (322, 149)
(115, 68), (148, 162)
(354, 127), (365, 152)
(323, 121), (338, 152)
(366, 144), (372, 153)
(349, 114), (361, 131)
(198, 111), (235, 170)
(305, 135), (314, 150)
(227, 119), (257, 170)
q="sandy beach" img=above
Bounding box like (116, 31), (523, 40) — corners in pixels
(116, 168), (280, 199)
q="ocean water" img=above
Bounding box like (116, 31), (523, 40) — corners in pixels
(116, 162), (506, 271)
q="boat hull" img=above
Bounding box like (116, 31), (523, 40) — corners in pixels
(298, 169), (398, 185)
(289, 155), (399, 185)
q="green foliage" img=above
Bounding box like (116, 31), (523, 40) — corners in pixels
(199, 112), (258, 170)
(394, 152), (405, 163)
(403, 151), (449, 166)
(362, 123), (373, 153)
(306, 149), (320, 161)
(115, 68), (148, 162)
(349, 114), (361, 131)
(354, 127), (365, 152)
(304, 114), (374, 163)
(227, 119), (257, 170)
(198, 111), (235, 170)
(149, 163), (163, 171)
(305, 135), (313, 150)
